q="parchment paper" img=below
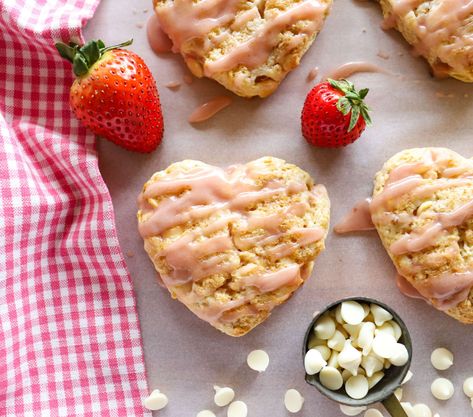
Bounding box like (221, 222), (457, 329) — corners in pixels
(85, 1), (473, 415)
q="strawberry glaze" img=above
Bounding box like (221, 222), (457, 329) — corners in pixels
(146, 14), (173, 54)
(188, 96), (232, 123)
(323, 61), (387, 80)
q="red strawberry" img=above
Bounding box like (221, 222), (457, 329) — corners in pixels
(301, 79), (372, 148)
(56, 39), (163, 153)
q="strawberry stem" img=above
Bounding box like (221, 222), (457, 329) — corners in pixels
(328, 78), (372, 132)
(55, 39), (133, 77)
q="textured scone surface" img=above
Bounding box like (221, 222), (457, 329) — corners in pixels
(137, 157), (330, 336)
(372, 148), (473, 323)
(153, 0), (332, 97)
(379, 0), (473, 82)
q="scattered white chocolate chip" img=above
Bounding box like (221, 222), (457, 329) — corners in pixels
(284, 389), (304, 413)
(328, 330), (346, 352)
(197, 411), (216, 417)
(341, 301), (366, 325)
(338, 340), (362, 376)
(214, 386), (235, 407)
(412, 403), (432, 417)
(401, 402), (415, 417)
(340, 404), (367, 416)
(463, 377), (473, 397)
(314, 315), (336, 340)
(431, 378), (454, 400)
(143, 389), (169, 411)
(394, 388), (403, 401)
(370, 304), (393, 326)
(320, 366), (344, 391)
(402, 371), (413, 385)
(367, 372), (384, 389)
(372, 333), (398, 359)
(314, 345), (331, 361)
(361, 354), (384, 378)
(364, 410), (384, 417)
(247, 349), (269, 372)
(304, 349), (327, 375)
(358, 322), (376, 355)
(346, 375), (369, 399)
(430, 348), (453, 371)
(227, 401), (248, 417)
(389, 343), (409, 366)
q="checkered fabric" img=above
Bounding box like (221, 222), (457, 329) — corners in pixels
(0, 1), (150, 416)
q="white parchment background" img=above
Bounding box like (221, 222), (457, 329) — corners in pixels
(86, 1), (473, 415)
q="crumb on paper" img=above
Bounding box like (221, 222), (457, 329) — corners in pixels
(183, 74), (193, 85)
(377, 51), (389, 60)
(127, 251), (135, 258)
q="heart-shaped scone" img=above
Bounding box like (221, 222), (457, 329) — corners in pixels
(372, 148), (473, 323)
(137, 157), (330, 336)
(379, 0), (473, 81)
(152, 0), (332, 97)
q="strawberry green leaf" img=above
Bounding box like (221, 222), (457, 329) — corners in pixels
(81, 41), (100, 66)
(348, 106), (361, 132)
(73, 54), (89, 77)
(55, 43), (76, 62)
(359, 88), (369, 99)
(336, 97), (351, 115)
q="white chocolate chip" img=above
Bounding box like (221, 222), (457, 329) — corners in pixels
(342, 369), (353, 382)
(394, 388), (403, 401)
(401, 402), (416, 417)
(367, 372), (384, 389)
(284, 389), (304, 413)
(370, 304), (393, 326)
(304, 349), (327, 375)
(313, 310), (320, 317)
(319, 366), (344, 390)
(247, 350), (269, 372)
(364, 410), (384, 417)
(314, 315), (336, 340)
(339, 404), (367, 416)
(314, 345), (331, 361)
(361, 354), (384, 378)
(402, 371), (413, 385)
(412, 403), (432, 417)
(214, 386), (235, 407)
(227, 401), (248, 417)
(431, 378), (454, 400)
(362, 304), (370, 318)
(341, 301), (366, 325)
(328, 330), (346, 352)
(197, 411), (216, 417)
(335, 305), (344, 324)
(463, 377), (473, 397)
(328, 350), (339, 368)
(308, 335), (326, 349)
(374, 322), (395, 338)
(338, 340), (362, 376)
(143, 389), (169, 411)
(390, 320), (402, 341)
(358, 322), (376, 356)
(430, 348), (453, 371)
(372, 333), (398, 359)
(346, 375), (369, 399)
(389, 343), (409, 366)
(343, 323), (362, 339)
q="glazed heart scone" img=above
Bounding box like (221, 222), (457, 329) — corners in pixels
(152, 0), (332, 97)
(371, 148), (473, 323)
(379, 0), (473, 81)
(137, 157), (330, 336)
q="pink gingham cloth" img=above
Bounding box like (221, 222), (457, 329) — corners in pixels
(0, 1), (150, 416)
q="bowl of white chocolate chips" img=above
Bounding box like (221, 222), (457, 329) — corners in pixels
(303, 297), (412, 417)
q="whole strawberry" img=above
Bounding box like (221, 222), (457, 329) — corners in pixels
(56, 39), (163, 152)
(301, 79), (372, 148)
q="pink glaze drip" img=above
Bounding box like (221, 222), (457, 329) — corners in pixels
(188, 96), (232, 123)
(382, 0), (473, 77)
(307, 66), (319, 81)
(203, 1), (327, 76)
(334, 199), (374, 234)
(139, 162), (326, 324)
(165, 80), (182, 89)
(147, 14), (173, 54)
(323, 61), (387, 80)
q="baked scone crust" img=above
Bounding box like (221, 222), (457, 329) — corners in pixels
(379, 0), (473, 82)
(153, 0), (332, 97)
(137, 157), (330, 336)
(372, 148), (473, 323)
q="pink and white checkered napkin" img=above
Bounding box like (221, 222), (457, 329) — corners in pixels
(0, 1), (150, 416)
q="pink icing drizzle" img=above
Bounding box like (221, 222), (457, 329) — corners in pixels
(323, 61), (387, 80)
(188, 96), (232, 123)
(146, 14), (173, 54)
(334, 199), (374, 234)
